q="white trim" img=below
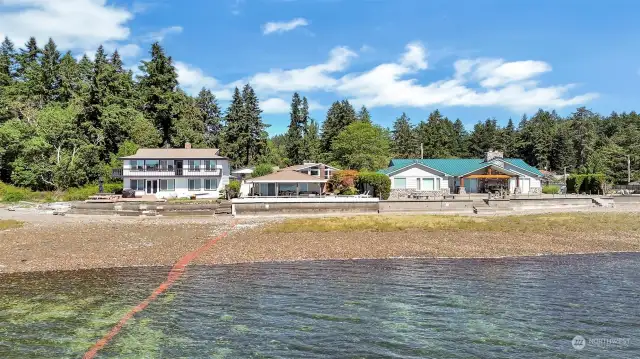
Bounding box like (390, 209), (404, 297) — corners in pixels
(386, 162), (450, 177)
(246, 179), (328, 183)
(458, 164), (520, 177)
(501, 160), (543, 178)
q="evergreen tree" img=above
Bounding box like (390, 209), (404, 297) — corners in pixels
(285, 92), (304, 164)
(39, 38), (61, 104)
(391, 113), (418, 158)
(417, 110), (457, 158)
(357, 105), (372, 123)
(452, 119), (469, 157)
(138, 42), (178, 146)
(500, 118), (518, 157)
(222, 87), (244, 166)
(304, 118), (321, 162)
(517, 109), (556, 169)
(332, 121), (390, 170)
(58, 51), (80, 104)
(551, 121), (575, 171)
(570, 107), (597, 169)
(195, 88), (222, 148)
(241, 83), (268, 166)
(0, 37), (16, 85)
(17, 37), (40, 80)
(109, 50), (135, 108)
(321, 99), (356, 153)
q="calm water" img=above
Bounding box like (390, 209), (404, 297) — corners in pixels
(1, 254), (639, 358)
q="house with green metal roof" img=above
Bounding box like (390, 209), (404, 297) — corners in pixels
(378, 150), (543, 197)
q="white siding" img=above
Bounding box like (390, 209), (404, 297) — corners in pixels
(389, 165), (448, 190)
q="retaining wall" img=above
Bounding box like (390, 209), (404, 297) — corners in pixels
(232, 198), (379, 216)
(506, 197), (594, 210)
(612, 195), (640, 207)
(379, 200), (473, 213)
(68, 202), (225, 216)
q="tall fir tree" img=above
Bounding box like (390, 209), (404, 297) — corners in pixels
(109, 50), (135, 108)
(222, 87), (244, 166)
(391, 113), (418, 158)
(321, 99), (356, 153)
(39, 38), (61, 104)
(417, 110), (457, 158)
(304, 118), (321, 162)
(241, 83), (268, 166)
(500, 118), (518, 157)
(452, 119), (469, 157)
(0, 37), (16, 85)
(138, 42), (178, 146)
(17, 37), (40, 80)
(357, 105), (372, 123)
(195, 88), (222, 148)
(285, 92), (304, 165)
(570, 107), (597, 169)
(57, 51), (80, 104)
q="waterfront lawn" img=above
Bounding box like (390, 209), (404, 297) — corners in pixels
(0, 220), (23, 230)
(266, 213), (640, 233)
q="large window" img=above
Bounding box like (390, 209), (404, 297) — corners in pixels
(145, 160), (159, 171)
(310, 168), (319, 176)
(130, 179), (144, 191)
(188, 179), (201, 191)
(204, 178), (218, 190)
(394, 177), (407, 189)
(130, 160), (144, 170)
(188, 160), (201, 171)
(421, 178), (434, 191)
(325, 168), (332, 179)
(159, 160), (174, 171)
(159, 179), (175, 191)
(205, 160), (217, 171)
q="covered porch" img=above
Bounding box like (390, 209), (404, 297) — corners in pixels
(245, 171), (328, 197)
(457, 165), (521, 194)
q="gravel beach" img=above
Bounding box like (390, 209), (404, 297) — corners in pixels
(2, 210), (640, 273)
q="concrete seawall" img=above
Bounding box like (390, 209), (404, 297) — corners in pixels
(379, 200), (473, 213)
(68, 202), (228, 216)
(488, 197), (595, 210)
(232, 198), (380, 216)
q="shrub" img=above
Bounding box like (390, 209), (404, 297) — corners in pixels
(224, 179), (241, 199)
(340, 187), (358, 195)
(567, 173), (606, 194)
(329, 170), (359, 194)
(356, 172), (391, 199)
(252, 163), (274, 178)
(0, 182), (34, 202)
(542, 185), (560, 194)
(62, 185), (99, 201)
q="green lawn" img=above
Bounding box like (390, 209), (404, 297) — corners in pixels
(266, 213), (640, 233)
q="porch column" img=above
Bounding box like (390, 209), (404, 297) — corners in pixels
(296, 183), (300, 197)
(516, 176), (520, 187)
(460, 177), (465, 187)
(275, 183), (279, 197)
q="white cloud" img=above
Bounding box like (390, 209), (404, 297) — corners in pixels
(261, 97), (324, 114)
(333, 41), (597, 111)
(263, 18), (309, 35)
(234, 46), (357, 94)
(112, 43), (141, 58)
(141, 25), (183, 42)
(0, 0), (132, 50)
(175, 61), (232, 100)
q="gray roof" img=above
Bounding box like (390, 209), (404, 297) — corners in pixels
(120, 148), (226, 160)
(245, 170), (328, 183)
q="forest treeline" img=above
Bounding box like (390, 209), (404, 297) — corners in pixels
(0, 36), (638, 191)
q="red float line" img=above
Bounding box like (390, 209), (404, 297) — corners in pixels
(83, 221), (238, 359)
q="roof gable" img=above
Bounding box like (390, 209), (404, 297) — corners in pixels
(121, 148), (225, 160)
(380, 158), (542, 177)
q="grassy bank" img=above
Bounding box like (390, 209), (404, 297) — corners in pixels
(0, 220), (23, 230)
(0, 182), (123, 203)
(265, 213), (640, 233)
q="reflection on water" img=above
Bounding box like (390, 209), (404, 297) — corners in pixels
(1, 254), (639, 358)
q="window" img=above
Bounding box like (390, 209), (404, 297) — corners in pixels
(422, 178), (434, 191)
(259, 183), (268, 196)
(188, 160), (201, 171)
(160, 179), (175, 191)
(310, 168), (320, 176)
(204, 178), (218, 190)
(188, 179), (201, 191)
(205, 160), (217, 171)
(325, 169), (332, 179)
(159, 160), (174, 171)
(394, 177), (407, 189)
(130, 160), (144, 170)
(145, 160), (159, 171)
(436, 178), (441, 190)
(299, 183), (309, 192)
(130, 179), (144, 191)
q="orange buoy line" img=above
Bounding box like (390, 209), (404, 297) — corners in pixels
(83, 221), (238, 359)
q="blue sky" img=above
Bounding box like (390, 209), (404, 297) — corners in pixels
(1, 0), (639, 135)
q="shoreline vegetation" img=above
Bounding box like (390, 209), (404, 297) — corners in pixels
(1, 212), (639, 274)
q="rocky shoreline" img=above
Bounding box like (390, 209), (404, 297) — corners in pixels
(1, 211), (639, 273)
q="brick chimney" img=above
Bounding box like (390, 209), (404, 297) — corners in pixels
(319, 164), (326, 179)
(185, 142), (192, 149)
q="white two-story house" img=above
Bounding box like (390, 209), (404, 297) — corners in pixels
(112, 143), (231, 199)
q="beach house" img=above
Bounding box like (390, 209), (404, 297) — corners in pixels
(112, 143), (231, 199)
(245, 162), (339, 196)
(379, 150), (543, 197)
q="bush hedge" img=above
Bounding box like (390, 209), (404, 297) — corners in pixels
(0, 182), (123, 202)
(567, 173), (606, 194)
(252, 163), (274, 178)
(542, 185), (560, 194)
(356, 171), (391, 199)
(328, 170), (359, 194)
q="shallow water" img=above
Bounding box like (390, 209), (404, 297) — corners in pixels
(1, 254), (639, 358)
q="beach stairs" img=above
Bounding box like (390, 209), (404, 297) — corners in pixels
(214, 201), (232, 215)
(592, 197), (615, 208)
(472, 199), (495, 215)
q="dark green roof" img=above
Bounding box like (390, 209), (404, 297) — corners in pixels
(378, 158), (542, 177)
